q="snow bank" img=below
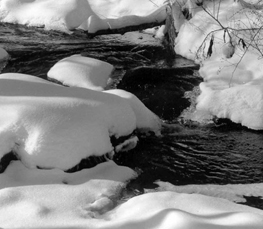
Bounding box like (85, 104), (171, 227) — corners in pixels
(0, 0), (168, 33)
(47, 54), (114, 90)
(1, 188), (263, 228)
(0, 71), (161, 170)
(174, 0), (263, 129)
(0, 0), (92, 31)
(0, 160), (136, 188)
(0, 73), (138, 170)
(155, 181), (263, 203)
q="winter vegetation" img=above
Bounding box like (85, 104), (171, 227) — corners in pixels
(0, 0), (263, 228)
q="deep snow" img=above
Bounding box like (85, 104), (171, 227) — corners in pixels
(0, 0), (263, 228)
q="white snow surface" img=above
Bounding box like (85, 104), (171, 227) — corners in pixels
(105, 89), (162, 134)
(155, 181), (263, 203)
(1, 1), (263, 229)
(0, 72), (161, 170)
(0, 0), (167, 33)
(47, 54), (114, 90)
(1, 187), (263, 228)
(174, 0), (263, 129)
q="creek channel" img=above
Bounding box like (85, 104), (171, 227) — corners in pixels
(0, 22), (263, 209)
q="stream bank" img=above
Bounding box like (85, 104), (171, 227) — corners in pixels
(0, 22), (263, 209)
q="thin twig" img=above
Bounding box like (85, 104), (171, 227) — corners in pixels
(229, 25), (263, 87)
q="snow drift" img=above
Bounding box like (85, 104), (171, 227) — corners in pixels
(47, 54), (114, 90)
(174, 0), (263, 129)
(0, 72), (160, 170)
(0, 0), (168, 33)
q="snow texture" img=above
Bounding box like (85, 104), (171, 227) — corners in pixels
(0, 0), (168, 33)
(1, 188), (263, 228)
(47, 54), (114, 90)
(0, 73), (136, 170)
(174, 0), (263, 129)
(155, 181), (263, 203)
(0, 1), (263, 229)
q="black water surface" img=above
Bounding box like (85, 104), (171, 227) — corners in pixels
(1, 23), (263, 209)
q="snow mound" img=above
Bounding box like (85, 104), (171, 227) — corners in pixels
(0, 0), (92, 32)
(0, 160), (136, 188)
(0, 73), (138, 170)
(79, 4), (167, 33)
(0, 0), (168, 33)
(174, 0), (263, 129)
(1, 188), (263, 228)
(47, 54), (114, 91)
(108, 191), (263, 229)
(105, 89), (162, 135)
(197, 82), (263, 130)
(0, 73), (161, 170)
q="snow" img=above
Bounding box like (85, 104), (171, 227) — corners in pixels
(155, 181), (263, 203)
(108, 192), (263, 229)
(47, 54), (114, 90)
(105, 89), (162, 135)
(0, 73), (136, 170)
(2, 188), (263, 228)
(0, 160), (136, 188)
(1, 1), (263, 228)
(0, 0), (168, 33)
(174, 0), (263, 129)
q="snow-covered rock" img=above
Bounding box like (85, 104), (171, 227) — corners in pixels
(0, 72), (161, 170)
(0, 73), (137, 170)
(47, 55), (114, 90)
(106, 89), (162, 135)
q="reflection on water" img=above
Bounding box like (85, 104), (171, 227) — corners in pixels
(1, 23), (263, 209)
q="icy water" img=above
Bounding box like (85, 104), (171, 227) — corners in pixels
(0, 23), (263, 209)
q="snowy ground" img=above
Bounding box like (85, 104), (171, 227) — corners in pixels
(0, 0), (263, 228)
(174, 0), (263, 129)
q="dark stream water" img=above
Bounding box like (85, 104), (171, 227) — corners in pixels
(0, 23), (263, 209)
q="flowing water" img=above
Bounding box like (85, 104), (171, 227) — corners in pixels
(0, 22), (263, 209)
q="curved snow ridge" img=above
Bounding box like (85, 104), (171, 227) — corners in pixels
(0, 0), (168, 33)
(107, 192), (263, 229)
(47, 54), (114, 91)
(1, 188), (263, 228)
(0, 72), (161, 171)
